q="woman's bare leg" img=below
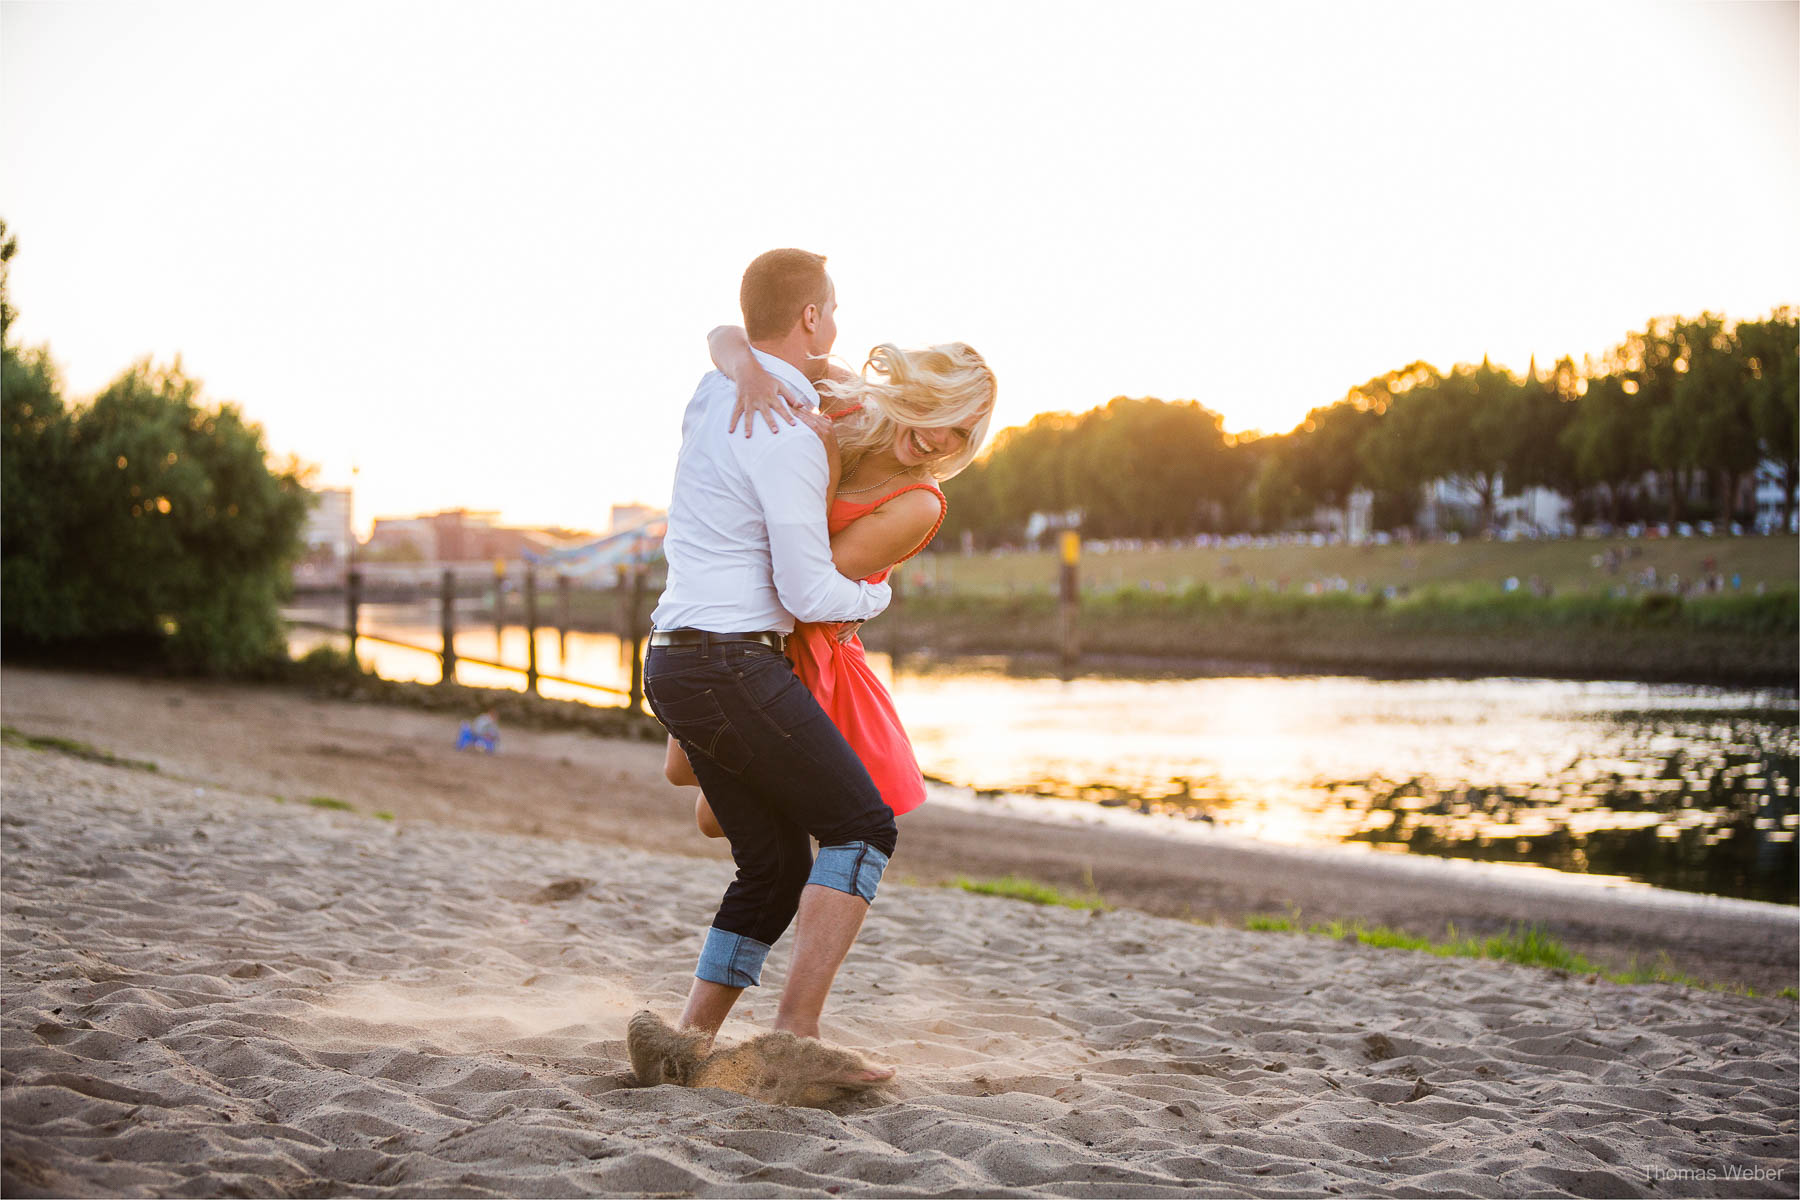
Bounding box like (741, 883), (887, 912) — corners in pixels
(666, 737), (726, 838)
(664, 736), (699, 786)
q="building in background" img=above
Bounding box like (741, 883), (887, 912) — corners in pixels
(359, 508), (596, 564)
(298, 487), (353, 574)
(608, 503), (657, 534)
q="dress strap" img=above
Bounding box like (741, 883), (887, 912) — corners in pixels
(872, 482), (948, 565)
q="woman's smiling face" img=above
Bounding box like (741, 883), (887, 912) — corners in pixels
(892, 422), (971, 468)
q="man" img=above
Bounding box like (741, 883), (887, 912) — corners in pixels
(639, 249), (896, 1077)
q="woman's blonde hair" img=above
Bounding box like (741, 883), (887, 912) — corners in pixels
(819, 343), (997, 482)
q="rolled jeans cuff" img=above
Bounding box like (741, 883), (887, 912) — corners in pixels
(695, 926), (772, 989)
(808, 841), (889, 903)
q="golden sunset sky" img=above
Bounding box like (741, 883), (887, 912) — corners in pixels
(4, 1), (1795, 533)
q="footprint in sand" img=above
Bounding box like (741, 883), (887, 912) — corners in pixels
(626, 1010), (894, 1108)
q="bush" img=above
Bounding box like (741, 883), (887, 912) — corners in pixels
(1, 353), (310, 673)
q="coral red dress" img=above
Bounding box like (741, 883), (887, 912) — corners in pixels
(784, 481), (945, 816)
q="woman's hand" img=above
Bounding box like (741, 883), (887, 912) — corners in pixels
(793, 406), (843, 502)
(729, 362), (809, 437)
(710, 324), (808, 437)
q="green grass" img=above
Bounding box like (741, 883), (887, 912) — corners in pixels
(903, 579), (1798, 637)
(1245, 914), (1772, 996)
(955, 874), (1109, 910)
(373, 810), (395, 821)
(305, 795), (354, 812)
(1246, 913), (1297, 932)
(916, 533), (1797, 600)
(1781, 987), (1799, 1001)
(1, 725), (159, 772)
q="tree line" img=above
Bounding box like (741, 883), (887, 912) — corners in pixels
(1, 223), (310, 671)
(938, 310), (1797, 548)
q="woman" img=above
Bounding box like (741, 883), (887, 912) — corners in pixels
(665, 326), (995, 836)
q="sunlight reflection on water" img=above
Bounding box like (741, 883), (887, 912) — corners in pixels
(287, 607), (1797, 902)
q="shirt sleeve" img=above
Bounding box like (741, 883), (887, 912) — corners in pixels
(739, 428), (892, 625)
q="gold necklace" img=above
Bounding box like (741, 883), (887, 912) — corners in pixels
(838, 465), (916, 495)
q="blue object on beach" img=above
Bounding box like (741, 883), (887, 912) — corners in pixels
(455, 713), (499, 754)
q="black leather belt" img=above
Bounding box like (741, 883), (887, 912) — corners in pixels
(649, 628), (786, 652)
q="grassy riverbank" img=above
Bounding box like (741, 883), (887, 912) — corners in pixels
(907, 532), (1798, 597)
(864, 586), (1799, 686)
(470, 534), (1797, 685)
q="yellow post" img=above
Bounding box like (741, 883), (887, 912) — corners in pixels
(1058, 531), (1080, 670)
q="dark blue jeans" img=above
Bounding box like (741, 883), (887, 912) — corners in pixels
(645, 636), (897, 988)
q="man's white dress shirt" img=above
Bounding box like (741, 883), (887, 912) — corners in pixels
(651, 350), (890, 634)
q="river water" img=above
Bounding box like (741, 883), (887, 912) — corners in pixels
(287, 605), (1798, 905)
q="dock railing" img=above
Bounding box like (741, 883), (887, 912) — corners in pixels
(289, 566), (652, 710)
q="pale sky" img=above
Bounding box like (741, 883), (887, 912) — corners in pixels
(4, 1), (1795, 534)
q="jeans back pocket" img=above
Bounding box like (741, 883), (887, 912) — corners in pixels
(649, 688), (753, 775)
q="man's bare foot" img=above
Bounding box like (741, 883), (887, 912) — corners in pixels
(626, 1010), (710, 1086)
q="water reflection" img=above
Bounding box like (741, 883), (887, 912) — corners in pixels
(285, 607), (1797, 904)
(1345, 713), (1797, 904)
(881, 665), (1797, 905)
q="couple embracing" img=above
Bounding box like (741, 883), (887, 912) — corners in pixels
(627, 249), (994, 1093)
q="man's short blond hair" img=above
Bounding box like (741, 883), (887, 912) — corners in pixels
(740, 249), (830, 341)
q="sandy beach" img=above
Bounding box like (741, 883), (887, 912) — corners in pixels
(3, 668), (1797, 1197)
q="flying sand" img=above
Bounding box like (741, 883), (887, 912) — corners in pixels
(627, 1009), (895, 1108)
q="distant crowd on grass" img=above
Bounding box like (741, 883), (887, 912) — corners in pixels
(938, 308), (1798, 549)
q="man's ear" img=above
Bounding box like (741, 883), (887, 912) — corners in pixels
(800, 303), (819, 333)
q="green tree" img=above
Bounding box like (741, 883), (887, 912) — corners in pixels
(1, 219), (81, 640)
(1, 345), (77, 638)
(1424, 358), (1521, 532)
(1670, 315), (1758, 525)
(1739, 309), (1798, 529)
(1244, 434), (1307, 531)
(936, 456), (994, 549)
(12, 360), (312, 670)
(1, 225), (312, 671)
(1345, 363), (1440, 531)
(1505, 356), (1580, 519)
(1610, 317), (1693, 522)
(1286, 399), (1379, 534)
(0, 217), (15, 342)
(1067, 397), (1235, 538)
(1561, 373), (1647, 525)
(980, 412), (1079, 540)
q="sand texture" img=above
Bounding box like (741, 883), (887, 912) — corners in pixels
(5, 738), (1796, 1198)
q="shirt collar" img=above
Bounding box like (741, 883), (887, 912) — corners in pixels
(750, 349), (821, 409)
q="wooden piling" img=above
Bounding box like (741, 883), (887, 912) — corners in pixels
(492, 558), (506, 650)
(524, 568), (540, 696)
(557, 574), (572, 662)
(440, 568), (457, 685)
(627, 565), (647, 712)
(346, 568), (362, 662)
